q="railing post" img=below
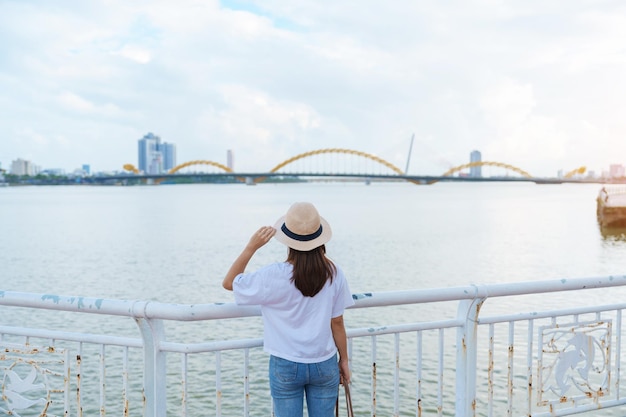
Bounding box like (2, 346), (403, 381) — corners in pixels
(136, 317), (167, 417)
(455, 295), (486, 417)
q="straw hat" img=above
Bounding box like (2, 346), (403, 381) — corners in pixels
(273, 202), (332, 251)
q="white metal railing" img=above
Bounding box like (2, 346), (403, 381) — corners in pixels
(599, 185), (626, 201)
(603, 186), (626, 194)
(3, 276), (626, 416)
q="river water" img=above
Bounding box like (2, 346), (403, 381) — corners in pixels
(2, 181), (626, 415)
(3, 181), (626, 298)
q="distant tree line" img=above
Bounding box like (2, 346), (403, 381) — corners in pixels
(1, 173), (81, 185)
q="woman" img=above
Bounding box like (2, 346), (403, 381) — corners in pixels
(223, 202), (354, 417)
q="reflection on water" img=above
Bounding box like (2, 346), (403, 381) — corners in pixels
(599, 225), (626, 242)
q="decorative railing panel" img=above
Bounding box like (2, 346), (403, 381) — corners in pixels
(3, 276), (626, 416)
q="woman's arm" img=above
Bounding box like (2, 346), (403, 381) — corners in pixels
(222, 226), (276, 291)
(331, 315), (350, 385)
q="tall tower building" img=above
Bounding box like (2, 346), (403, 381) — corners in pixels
(227, 149), (234, 170)
(470, 150), (482, 178)
(162, 142), (177, 172)
(138, 133), (160, 174)
(138, 133), (177, 174)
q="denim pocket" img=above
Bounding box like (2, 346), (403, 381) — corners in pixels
(271, 356), (298, 383)
(313, 355), (339, 384)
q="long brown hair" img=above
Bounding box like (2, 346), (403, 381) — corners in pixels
(287, 245), (337, 297)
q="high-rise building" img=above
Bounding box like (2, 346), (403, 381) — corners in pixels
(469, 150), (482, 178)
(138, 133), (177, 174)
(138, 132), (160, 174)
(610, 164), (625, 178)
(10, 158), (38, 176)
(162, 143), (177, 172)
(227, 150), (234, 170)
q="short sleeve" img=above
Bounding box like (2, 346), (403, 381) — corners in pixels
(232, 271), (267, 305)
(332, 267), (355, 318)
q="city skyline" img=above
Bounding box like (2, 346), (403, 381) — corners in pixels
(2, 1), (626, 176)
(4, 145), (626, 179)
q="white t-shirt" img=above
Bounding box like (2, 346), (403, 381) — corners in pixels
(233, 261), (354, 363)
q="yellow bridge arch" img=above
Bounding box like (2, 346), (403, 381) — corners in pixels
(123, 161), (235, 183)
(564, 166), (586, 178)
(123, 164), (140, 174)
(266, 147), (405, 175)
(123, 161), (233, 174)
(418, 161), (534, 185)
(440, 161), (532, 178)
(168, 160), (233, 174)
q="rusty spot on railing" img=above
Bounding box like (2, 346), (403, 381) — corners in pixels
(372, 361), (377, 411)
(475, 300), (483, 315)
(76, 353), (82, 416)
(181, 379), (186, 415)
(41, 399), (51, 415)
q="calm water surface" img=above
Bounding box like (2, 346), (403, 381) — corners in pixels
(2, 181), (625, 299)
(2, 182), (626, 416)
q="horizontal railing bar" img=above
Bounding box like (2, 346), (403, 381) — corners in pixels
(3, 275), (626, 322)
(0, 291), (263, 320)
(478, 303), (626, 325)
(470, 275), (626, 298)
(348, 319), (462, 338)
(351, 275), (626, 309)
(0, 325), (143, 348)
(531, 398), (626, 417)
(159, 319), (463, 354)
(160, 338), (264, 354)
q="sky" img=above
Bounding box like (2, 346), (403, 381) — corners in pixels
(1, 0), (626, 177)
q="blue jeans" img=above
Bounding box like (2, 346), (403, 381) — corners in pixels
(269, 354), (339, 417)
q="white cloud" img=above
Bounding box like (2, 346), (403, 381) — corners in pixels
(480, 78), (536, 133)
(58, 92), (96, 112)
(188, 84), (324, 170)
(57, 91), (123, 119)
(2, 0), (626, 176)
(115, 45), (152, 64)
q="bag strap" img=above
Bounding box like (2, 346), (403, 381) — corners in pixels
(344, 384), (354, 417)
(335, 384), (354, 417)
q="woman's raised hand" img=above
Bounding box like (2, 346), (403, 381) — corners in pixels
(246, 226), (276, 251)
